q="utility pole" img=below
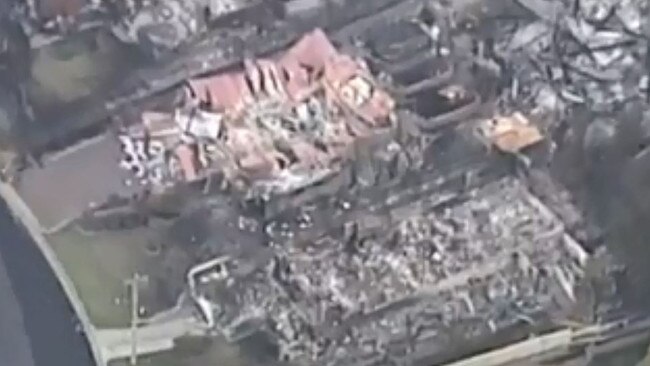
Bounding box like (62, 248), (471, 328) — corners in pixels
(124, 273), (147, 366)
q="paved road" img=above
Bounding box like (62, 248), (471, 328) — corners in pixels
(0, 246), (35, 366)
(0, 199), (95, 366)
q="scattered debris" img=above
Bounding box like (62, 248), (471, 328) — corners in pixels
(188, 177), (589, 364)
(118, 29), (396, 193)
(478, 112), (544, 153)
(7, 0), (648, 365)
(495, 0), (648, 113)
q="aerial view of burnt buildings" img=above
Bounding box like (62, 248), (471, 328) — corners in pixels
(3, 0), (650, 365)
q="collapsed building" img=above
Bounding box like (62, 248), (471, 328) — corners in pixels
(165, 78), (606, 364)
(187, 169), (595, 365)
(105, 4), (626, 364)
(118, 29), (395, 194)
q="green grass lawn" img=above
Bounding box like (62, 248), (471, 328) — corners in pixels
(48, 226), (156, 328)
(27, 30), (129, 108)
(49, 227), (253, 365)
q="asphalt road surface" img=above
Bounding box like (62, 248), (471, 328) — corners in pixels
(0, 242), (34, 366)
(0, 199), (94, 366)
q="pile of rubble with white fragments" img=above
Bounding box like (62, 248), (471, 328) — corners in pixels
(118, 29), (395, 192)
(189, 176), (588, 365)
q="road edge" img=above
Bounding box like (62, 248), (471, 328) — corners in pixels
(0, 179), (106, 366)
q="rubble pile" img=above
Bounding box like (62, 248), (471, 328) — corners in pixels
(104, 2), (643, 364)
(12, 0), (639, 363)
(111, 0), (262, 55)
(191, 176), (587, 364)
(1, 0), (646, 364)
(492, 0), (648, 114)
(10, 0), (258, 50)
(120, 3), (627, 363)
(118, 29), (396, 192)
(473, 0), (650, 296)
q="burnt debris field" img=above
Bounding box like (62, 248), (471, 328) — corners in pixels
(3, 0), (650, 365)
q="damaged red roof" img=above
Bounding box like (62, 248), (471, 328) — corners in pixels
(132, 28), (397, 187)
(185, 28), (393, 124)
(37, 0), (86, 18)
